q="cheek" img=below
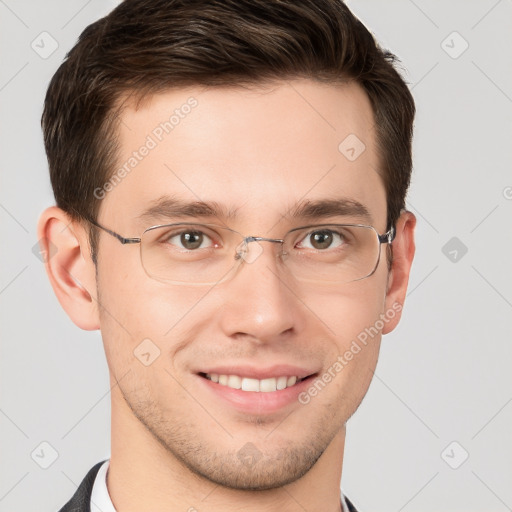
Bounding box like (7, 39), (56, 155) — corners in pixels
(317, 271), (388, 340)
(313, 276), (387, 384)
(97, 249), (209, 334)
(97, 280), (202, 402)
(95, 255), (213, 379)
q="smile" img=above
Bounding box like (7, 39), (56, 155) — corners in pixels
(203, 373), (304, 392)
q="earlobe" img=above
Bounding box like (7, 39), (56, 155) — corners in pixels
(382, 210), (416, 334)
(37, 206), (100, 330)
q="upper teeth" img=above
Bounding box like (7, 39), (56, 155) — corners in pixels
(206, 374), (299, 392)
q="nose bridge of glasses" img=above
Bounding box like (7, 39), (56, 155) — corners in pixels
(246, 236), (285, 244)
(234, 235), (285, 264)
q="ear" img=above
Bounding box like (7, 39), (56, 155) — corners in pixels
(382, 210), (416, 334)
(37, 206), (100, 330)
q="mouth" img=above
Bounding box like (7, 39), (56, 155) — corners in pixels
(196, 369), (318, 414)
(199, 372), (312, 392)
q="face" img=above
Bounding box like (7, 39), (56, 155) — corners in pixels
(94, 79), (396, 489)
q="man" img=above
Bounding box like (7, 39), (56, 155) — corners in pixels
(38, 0), (416, 510)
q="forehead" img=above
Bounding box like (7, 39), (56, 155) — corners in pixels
(104, 79), (386, 231)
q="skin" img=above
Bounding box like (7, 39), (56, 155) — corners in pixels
(38, 78), (416, 512)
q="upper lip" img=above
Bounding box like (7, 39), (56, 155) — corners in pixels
(196, 364), (318, 380)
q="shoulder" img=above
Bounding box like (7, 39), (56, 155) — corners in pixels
(57, 460), (107, 512)
(344, 494), (359, 512)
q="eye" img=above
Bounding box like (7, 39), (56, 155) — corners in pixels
(297, 229), (347, 250)
(163, 228), (217, 250)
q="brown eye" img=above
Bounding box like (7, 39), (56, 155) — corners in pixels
(179, 231), (204, 250)
(161, 229), (214, 250)
(309, 231), (334, 249)
(298, 229), (346, 250)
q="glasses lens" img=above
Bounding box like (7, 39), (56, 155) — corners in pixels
(282, 224), (381, 283)
(141, 223), (241, 285)
(140, 223), (382, 285)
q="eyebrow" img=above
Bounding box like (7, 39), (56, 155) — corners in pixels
(138, 196), (372, 224)
(138, 197), (239, 223)
(289, 198), (372, 223)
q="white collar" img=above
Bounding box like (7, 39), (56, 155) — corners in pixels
(90, 460), (116, 512)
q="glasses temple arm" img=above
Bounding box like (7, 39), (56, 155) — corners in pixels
(378, 225), (396, 244)
(87, 218), (141, 245)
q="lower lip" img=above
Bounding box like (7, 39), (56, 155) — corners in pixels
(197, 374), (316, 415)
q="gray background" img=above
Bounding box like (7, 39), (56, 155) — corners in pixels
(1, 1), (511, 511)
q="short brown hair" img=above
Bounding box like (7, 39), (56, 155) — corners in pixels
(42, 0), (415, 261)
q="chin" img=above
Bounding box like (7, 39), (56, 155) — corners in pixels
(189, 448), (323, 491)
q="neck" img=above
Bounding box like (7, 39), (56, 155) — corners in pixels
(108, 390), (345, 512)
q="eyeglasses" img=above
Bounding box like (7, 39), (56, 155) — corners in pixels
(88, 219), (395, 286)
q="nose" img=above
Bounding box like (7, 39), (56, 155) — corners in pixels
(216, 239), (305, 344)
